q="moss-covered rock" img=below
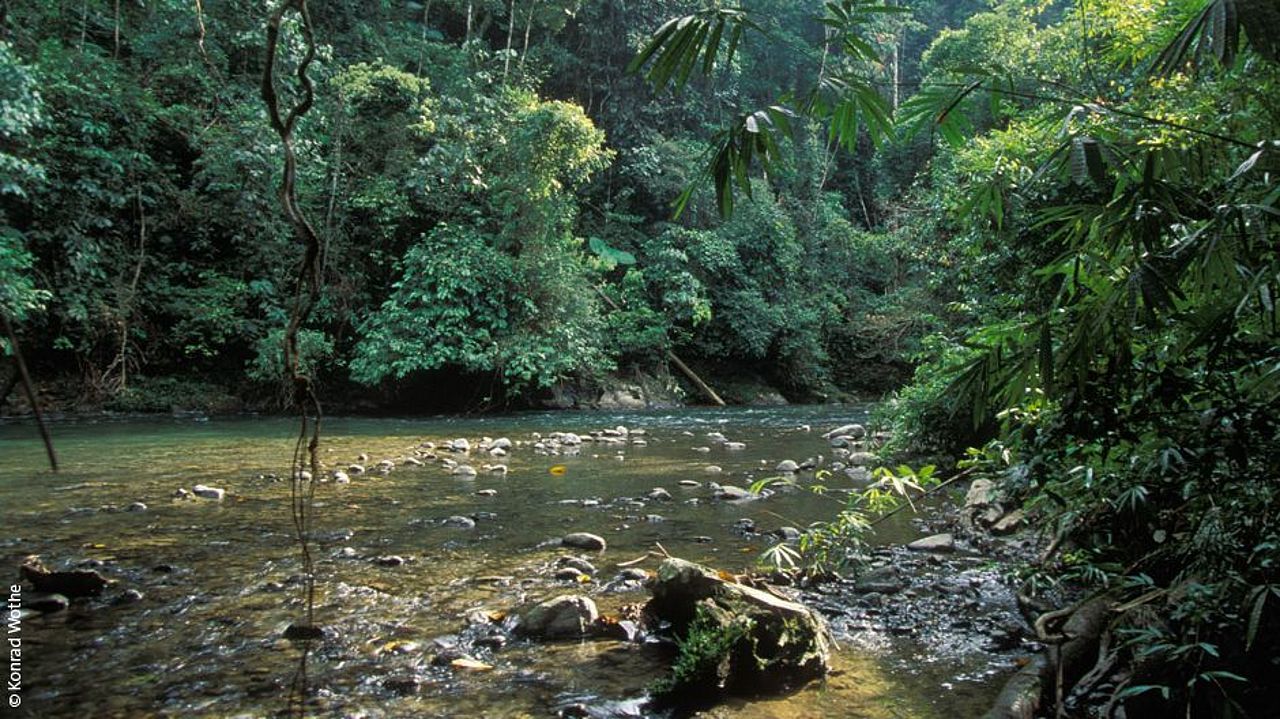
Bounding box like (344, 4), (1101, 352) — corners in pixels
(646, 558), (830, 705)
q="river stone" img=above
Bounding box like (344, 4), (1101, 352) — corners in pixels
(966, 479), (998, 508)
(562, 532), (607, 551)
(775, 459), (799, 473)
(490, 437), (512, 451)
(706, 432), (728, 444)
(723, 441), (746, 450)
(558, 556), (597, 575)
(822, 423), (866, 440)
(516, 595), (599, 638)
(374, 555), (406, 567)
(559, 433), (583, 446)
(847, 452), (877, 466)
(679, 480), (702, 487)
(991, 509), (1026, 535)
(554, 567), (587, 582)
(475, 489), (498, 497)
(704, 465), (723, 474)
(854, 566), (905, 594)
(126, 501), (147, 512)
(646, 558), (830, 698)
(773, 526), (803, 542)
(647, 487), (673, 502)
(907, 533), (956, 552)
(713, 485), (756, 502)
(27, 592), (70, 613)
(113, 588), (145, 605)
(332, 471), (350, 484)
(348, 464), (366, 474)
(444, 515), (476, 529)
(449, 438), (471, 452)
(192, 484), (225, 500)
(452, 465), (477, 478)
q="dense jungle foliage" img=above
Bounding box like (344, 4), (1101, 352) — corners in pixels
(1, 0), (1277, 716)
(0, 0), (981, 411)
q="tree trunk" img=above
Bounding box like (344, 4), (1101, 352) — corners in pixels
(520, 0), (537, 74)
(416, 0), (433, 78)
(503, 0), (516, 83)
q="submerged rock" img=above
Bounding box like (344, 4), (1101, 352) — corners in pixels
(775, 460), (799, 473)
(444, 515), (477, 529)
(646, 558), (830, 700)
(516, 594), (599, 638)
(27, 592), (70, 613)
(21, 559), (109, 597)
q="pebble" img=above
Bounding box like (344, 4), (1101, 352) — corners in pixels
(476, 489), (498, 497)
(704, 465), (723, 474)
(126, 501), (148, 512)
(444, 515), (477, 529)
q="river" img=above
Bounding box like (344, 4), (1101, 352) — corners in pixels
(0, 406), (1014, 717)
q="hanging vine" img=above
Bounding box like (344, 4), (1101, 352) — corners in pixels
(261, 0), (324, 641)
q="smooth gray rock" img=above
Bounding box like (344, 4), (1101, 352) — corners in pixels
(822, 423), (866, 440)
(907, 533), (955, 552)
(516, 595), (599, 638)
(647, 487), (673, 501)
(444, 515), (477, 529)
(713, 485), (756, 501)
(558, 556), (597, 575)
(192, 484), (225, 500)
(562, 532), (607, 551)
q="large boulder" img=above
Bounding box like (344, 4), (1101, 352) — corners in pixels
(515, 594), (599, 639)
(645, 558), (830, 702)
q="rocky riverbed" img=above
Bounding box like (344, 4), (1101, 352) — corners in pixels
(0, 408), (1039, 717)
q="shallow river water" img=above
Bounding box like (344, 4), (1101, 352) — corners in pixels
(0, 406), (1013, 717)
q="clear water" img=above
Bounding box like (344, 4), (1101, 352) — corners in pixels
(0, 406), (1004, 717)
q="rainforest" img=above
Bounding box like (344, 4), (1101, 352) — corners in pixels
(0, 0), (1276, 717)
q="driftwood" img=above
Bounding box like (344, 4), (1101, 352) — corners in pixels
(593, 287), (725, 406)
(2, 315), (57, 471)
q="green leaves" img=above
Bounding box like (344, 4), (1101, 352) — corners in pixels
(627, 8), (760, 92)
(897, 81), (980, 147)
(675, 105), (796, 218)
(1153, 0), (1280, 76)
